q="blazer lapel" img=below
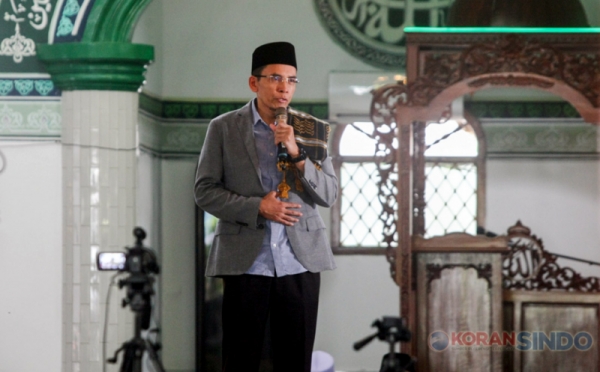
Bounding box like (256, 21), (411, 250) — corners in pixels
(236, 101), (262, 183)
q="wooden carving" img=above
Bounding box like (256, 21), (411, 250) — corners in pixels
(468, 75), (555, 89)
(369, 31), (600, 287)
(368, 84), (407, 283)
(371, 34), (600, 109)
(426, 263), (493, 292)
(503, 220), (600, 292)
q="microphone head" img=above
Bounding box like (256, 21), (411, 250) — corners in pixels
(274, 107), (287, 118)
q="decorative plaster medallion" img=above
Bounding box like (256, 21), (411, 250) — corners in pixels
(534, 127), (569, 150)
(0, 102), (61, 136)
(0, 104), (24, 130)
(0, 78), (58, 97)
(34, 79), (54, 95)
(0, 22), (36, 63)
(166, 127), (203, 149)
(490, 127), (528, 150)
(55, 0), (82, 38)
(27, 105), (61, 131)
(485, 122), (597, 154)
(0, 0), (54, 63)
(574, 127), (597, 150)
(0, 80), (14, 96)
(14, 79), (34, 95)
(314, 0), (453, 69)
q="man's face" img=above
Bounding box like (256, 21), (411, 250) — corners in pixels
(249, 64), (297, 120)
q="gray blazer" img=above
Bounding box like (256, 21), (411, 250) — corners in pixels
(194, 101), (338, 277)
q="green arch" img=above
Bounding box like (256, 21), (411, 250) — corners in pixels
(83, 0), (154, 42)
(37, 0), (155, 91)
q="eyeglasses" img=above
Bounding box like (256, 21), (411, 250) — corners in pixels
(254, 74), (299, 85)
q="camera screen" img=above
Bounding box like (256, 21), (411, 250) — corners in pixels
(97, 252), (127, 271)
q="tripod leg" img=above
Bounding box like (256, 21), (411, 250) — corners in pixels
(144, 339), (167, 372)
(119, 342), (139, 372)
(379, 352), (416, 372)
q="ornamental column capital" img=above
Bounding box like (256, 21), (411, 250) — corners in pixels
(36, 42), (153, 91)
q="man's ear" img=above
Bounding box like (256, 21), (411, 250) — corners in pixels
(249, 76), (259, 93)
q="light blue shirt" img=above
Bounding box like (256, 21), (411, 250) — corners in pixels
(245, 100), (308, 277)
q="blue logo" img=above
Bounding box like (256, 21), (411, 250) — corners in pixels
(429, 331), (449, 351)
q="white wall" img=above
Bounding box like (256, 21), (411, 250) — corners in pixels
(316, 255), (400, 372)
(0, 140), (62, 372)
(487, 159), (600, 278)
(0, 141), (164, 372)
(137, 150), (162, 254)
(158, 0), (379, 100)
(131, 0), (164, 97)
(159, 157), (197, 372)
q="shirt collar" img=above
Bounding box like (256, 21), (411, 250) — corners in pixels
(251, 98), (266, 127)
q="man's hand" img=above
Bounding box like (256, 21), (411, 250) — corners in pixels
(259, 191), (302, 226)
(269, 121), (299, 158)
(269, 121), (305, 172)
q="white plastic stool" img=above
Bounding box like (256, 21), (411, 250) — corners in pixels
(311, 350), (335, 372)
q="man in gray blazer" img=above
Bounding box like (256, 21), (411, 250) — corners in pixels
(194, 42), (337, 372)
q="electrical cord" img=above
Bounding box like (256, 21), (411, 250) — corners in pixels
(0, 150), (5, 174)
(102, 272), (124, 372)
(0, 140), (60, 175)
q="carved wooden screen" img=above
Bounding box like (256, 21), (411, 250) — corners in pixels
(504, 291), (600, 372)
(369, 28), (600, 356)
(414, 234), (507, 372)
(503, 221), (600, 372)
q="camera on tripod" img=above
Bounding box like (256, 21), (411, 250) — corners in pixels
(97, 227), (159, 275)
(354, 316), (416, 372)
(96, 227), (166, 372)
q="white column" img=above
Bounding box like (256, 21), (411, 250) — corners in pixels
(62, 90), (138, 372)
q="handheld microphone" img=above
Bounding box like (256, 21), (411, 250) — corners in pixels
(274, 107), (288, 161)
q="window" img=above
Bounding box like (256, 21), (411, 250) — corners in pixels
(422, 117), (485, 237)
(331, 122), (394, 252)
(331, 113), (486, 252)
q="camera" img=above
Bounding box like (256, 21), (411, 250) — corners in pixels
(97, 227), (159, 275)
(97, 227), (166, 372)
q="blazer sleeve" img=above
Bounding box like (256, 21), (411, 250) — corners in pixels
(298, 156), (338, 208)
(194, 120), (266, 229)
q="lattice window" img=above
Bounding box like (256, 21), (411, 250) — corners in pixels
(332, 122), (389, 251)
(424, 162), (478, 237)
(421, 116), (485, 238)
(339, 161), (384, 247)
(331, 116), (485, 252)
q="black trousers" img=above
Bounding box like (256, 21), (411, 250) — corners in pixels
(221, 272), (320, 372)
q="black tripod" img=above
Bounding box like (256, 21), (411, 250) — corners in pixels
(107, 228), (166, 372)
(353, 316), (416, 372)
(108, 306), (165, 372)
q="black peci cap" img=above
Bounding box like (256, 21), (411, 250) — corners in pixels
(251, 42), (297, 73)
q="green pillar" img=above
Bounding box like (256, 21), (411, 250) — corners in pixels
(36, 1), (154, 371)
